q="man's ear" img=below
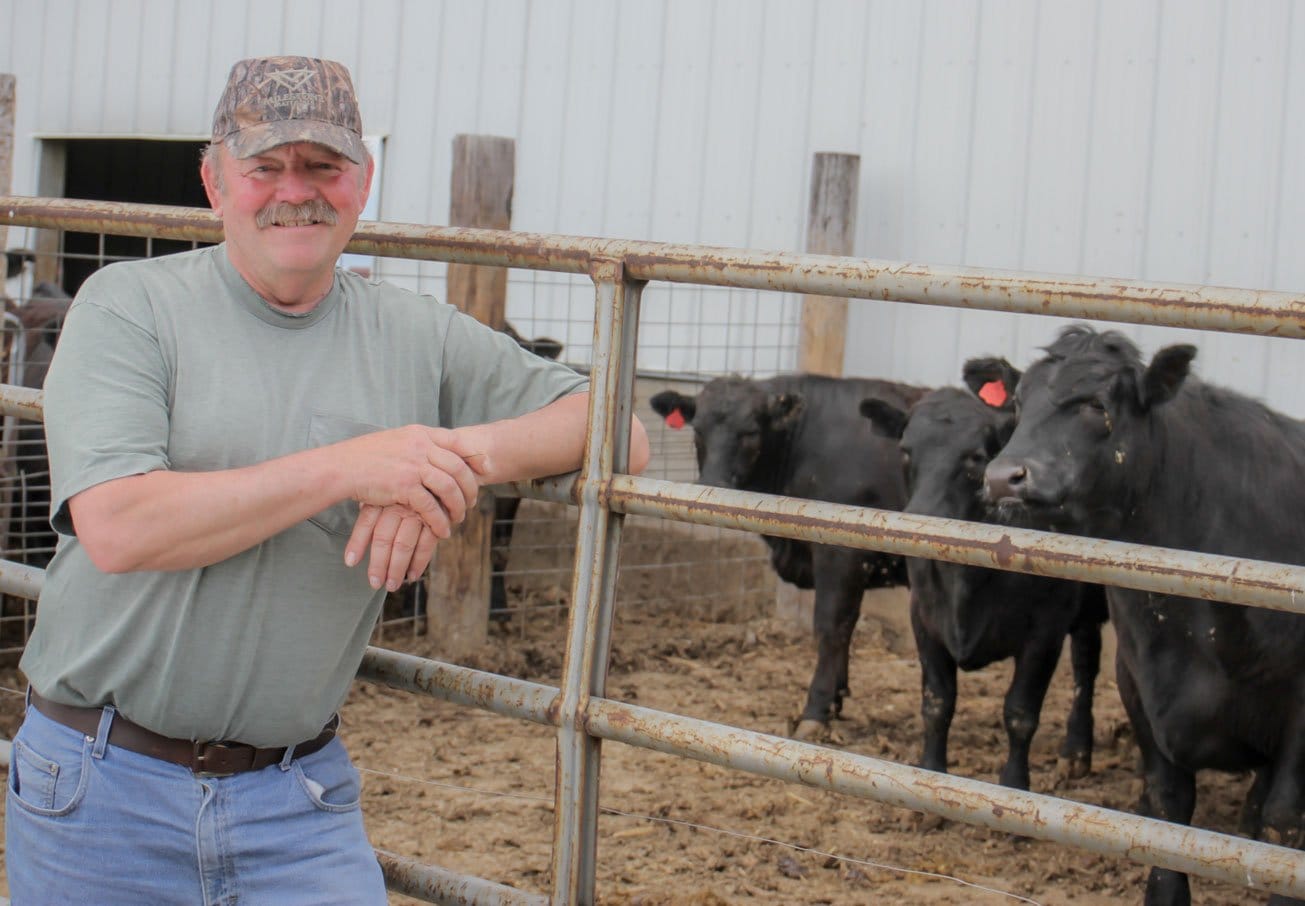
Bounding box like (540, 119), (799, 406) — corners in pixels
(359, 154), (376, 207)
(200, 153), (223, 215)
(1140, 344), (1196, 408)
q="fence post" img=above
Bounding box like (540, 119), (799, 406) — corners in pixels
(777, 152), (861, 628)
(0, 75), (16, 563)
(0, 75), (13, 257)
(427, 135), (515, 656)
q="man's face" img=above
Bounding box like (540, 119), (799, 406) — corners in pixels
(202, 142), (373, 303)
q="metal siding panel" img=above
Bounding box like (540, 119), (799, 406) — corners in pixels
(555, 0), (618, 237)
(699, 1), (778, 374)
(354, 0), (403, 139)
(514, 0), (579, 352)
(429, 0), (490, 226)
(844, 0), (925, 381)
(1265, 5), (1305, 416)
(1080, 0), (1158, 281)
(1010, 0), (1098, 368)
(1143, 0), (1221, 285)
(205, 1), (251, 108)
(954, 0), (1038, 364)
(748, 0), (814, 255)
(1195, 1), (1292, 403)
(170, 2), (216, 135)
(476, 0), (528, 137)
(643, 0), (716, 371)
(698, 0), (762, 248)
(891, 0), (979, 387)
(135, 0), (177, 134)
(280, 0), (323, 55)
(68, 0), (111, 131)
(243, 0), (286, 57)
(316, 0), (364, 63)
(648, 0), (712, 244)
(516, 0), (572, 233)
(806, 0), (868, 153)
(600, 0), (663, 241)
(35, 0), (75, 133)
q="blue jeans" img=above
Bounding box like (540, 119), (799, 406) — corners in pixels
(5, 699), (386, 905)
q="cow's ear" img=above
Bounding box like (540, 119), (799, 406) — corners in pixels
(859, 398), (908, 440)
(1140, 344), (1196, 408)
(649, 390), (696, 427)
(767, 392), (805, 431)
(962, 357), (1021, 410)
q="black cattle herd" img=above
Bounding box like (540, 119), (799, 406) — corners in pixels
(652, 324), (1305, 906)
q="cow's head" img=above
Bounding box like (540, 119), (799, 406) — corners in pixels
(983, 325), (1195, 534)
(650, 377), (804, 489)
(861, 368), (1018, 524)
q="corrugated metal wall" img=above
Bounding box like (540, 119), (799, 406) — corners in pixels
(2, 0), (1303, 411)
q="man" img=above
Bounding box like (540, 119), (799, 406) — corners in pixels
(5, 56), (650, 904)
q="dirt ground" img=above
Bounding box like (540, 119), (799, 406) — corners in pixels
(0, 512), (1273, 905)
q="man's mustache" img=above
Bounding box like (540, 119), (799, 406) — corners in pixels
(255, 199), (339, 228)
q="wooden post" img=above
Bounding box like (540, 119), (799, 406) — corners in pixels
(0, 75), (14, 564)
(796, 152), (859, 376)
(428, 135), (515, 656)
(778, 152), (860, 627)
(0, 75), (13, 257)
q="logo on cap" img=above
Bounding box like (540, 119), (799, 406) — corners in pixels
(211, 56), (366, 165)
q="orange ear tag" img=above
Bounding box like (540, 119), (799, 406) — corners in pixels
(665, 408), (686, 429)
(978, 380), (1008, 407)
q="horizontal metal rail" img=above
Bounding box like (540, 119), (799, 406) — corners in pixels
(376, 851), (548, 906)
(514, 474), (1305, 616)
(15, 470), (1296, 617)
(4, 196), (1305, 337)
(357, 647), (1305, 900)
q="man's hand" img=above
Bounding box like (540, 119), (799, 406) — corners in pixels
(343, 425), (489, 539)
(342, 429), (492, 590)
(346, 504), (437, 591)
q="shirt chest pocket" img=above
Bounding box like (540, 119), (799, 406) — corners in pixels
(306, 413), (386, 537)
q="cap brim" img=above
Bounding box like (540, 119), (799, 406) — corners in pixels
(223, 120), (365, 164)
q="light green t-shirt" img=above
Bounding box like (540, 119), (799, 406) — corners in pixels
(24, 244), (587, 746)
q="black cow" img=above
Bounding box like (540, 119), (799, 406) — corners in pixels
(396, 323), (565, 625)
(860, 361), (1106, 790)
(984, 325), (1305, 906)
(651, 374), (927, 739)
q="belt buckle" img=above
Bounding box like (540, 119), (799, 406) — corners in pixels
(191, 741), (240, 778)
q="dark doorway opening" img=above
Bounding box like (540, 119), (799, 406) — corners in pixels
(60, 138), (212, 295)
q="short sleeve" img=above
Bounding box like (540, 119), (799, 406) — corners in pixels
(437, 309), (588, 428)
(43, 273), (171, 535)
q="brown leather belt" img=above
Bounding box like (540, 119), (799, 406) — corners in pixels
(28, 689), (338, 777)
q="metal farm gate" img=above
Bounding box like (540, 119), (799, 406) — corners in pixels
(1, 197), (1304, 905)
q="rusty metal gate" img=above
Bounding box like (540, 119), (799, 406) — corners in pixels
(1, 197), (1304, 905)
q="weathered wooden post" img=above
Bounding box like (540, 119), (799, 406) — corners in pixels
(427, 134), (515, 656)
(777, 152), (860, 627)
(0, 75), (17, 562)
(0, 75), (13, 258)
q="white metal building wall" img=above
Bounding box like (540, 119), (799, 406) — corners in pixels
(1, 0), (1303, 411)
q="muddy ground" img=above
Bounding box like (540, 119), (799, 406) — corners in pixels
(0, 508), (1271, 905)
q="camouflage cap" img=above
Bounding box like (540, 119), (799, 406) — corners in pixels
(211, 56), (365, 164)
